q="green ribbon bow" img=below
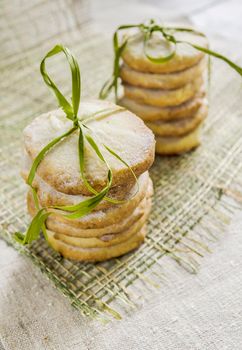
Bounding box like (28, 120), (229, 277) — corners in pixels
(99, 19), (242, 102)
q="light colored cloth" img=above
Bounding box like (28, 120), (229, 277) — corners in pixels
(0, 207), (242, 350)
(1, 1), (242, 349)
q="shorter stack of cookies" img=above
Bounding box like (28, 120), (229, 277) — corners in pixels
(22, 100), (155, 261)
(119, 30), (208, 155)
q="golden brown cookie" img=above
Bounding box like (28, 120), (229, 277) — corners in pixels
(27, 177), (153, 230)
(52, 197), (151, 248)
(118, 93), (205, 122)
(47, 225), (147, 262)
(120, 58), (206, 89)
(122, 31), (208, 73)
(46, 195), (150, 238)
(123, 77), (203, 107)
(28, 188), (152, 237)
(146, 103), (208, 137)
(155, 128), (201, 155)
(22, 167), (148, 212)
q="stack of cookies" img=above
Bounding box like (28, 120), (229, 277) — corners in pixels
(119, 30), (208, 155)
(22, 100), (155, 261)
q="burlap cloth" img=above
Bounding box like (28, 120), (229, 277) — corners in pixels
(0, 0), (242, 348)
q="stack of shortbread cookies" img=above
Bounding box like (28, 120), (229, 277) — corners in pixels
(119, 31), (208, 155)
(22, 100), (155, 261)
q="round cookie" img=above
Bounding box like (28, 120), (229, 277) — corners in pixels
(118, 93), (205, 122)
(146, 103), (208, 137)
(155, 128), (201, 155)
(122, 31), (208, 73)
(123, 77), (203, 107)
(22, 165), (148, 212)
(120, 58), (206, 89)
(47, 225), (147, 262)
(28, 186), (152, 237)
(23, 99), (155, 195)
(52, 197), (151, 248)
(27, 177), (153, 230)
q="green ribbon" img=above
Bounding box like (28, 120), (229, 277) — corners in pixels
(14, 45), (138, 245)
(99, 19), (242, 102)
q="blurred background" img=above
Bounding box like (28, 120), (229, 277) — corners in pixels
(2, 0), (242, 46)
(1, 0), (241, 130)
(2, 0), (242, 54)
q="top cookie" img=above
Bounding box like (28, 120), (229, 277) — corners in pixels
(122, 31), (208, 73)
(23, 99), (155, 195)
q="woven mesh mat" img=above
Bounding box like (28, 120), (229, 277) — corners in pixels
(1, 0), (242, 321)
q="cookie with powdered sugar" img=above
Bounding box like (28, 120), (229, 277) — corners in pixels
(23, 99), (155, 195)
(27, 177), (153, 230)
(122, 31), (208, 74)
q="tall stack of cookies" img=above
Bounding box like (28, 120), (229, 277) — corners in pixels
(22, 100), (155, 261)
(119, 31), (208, 155)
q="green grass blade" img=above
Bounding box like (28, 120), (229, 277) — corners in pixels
(103, 144), (139, 198)
(40, 44), (81, 120)
(188, 42), (242, 76)
(14, 209), (50, 245)
(143, 28), (176, 63)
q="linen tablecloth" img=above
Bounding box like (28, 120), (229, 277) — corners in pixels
(0, 1), (242, 349)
